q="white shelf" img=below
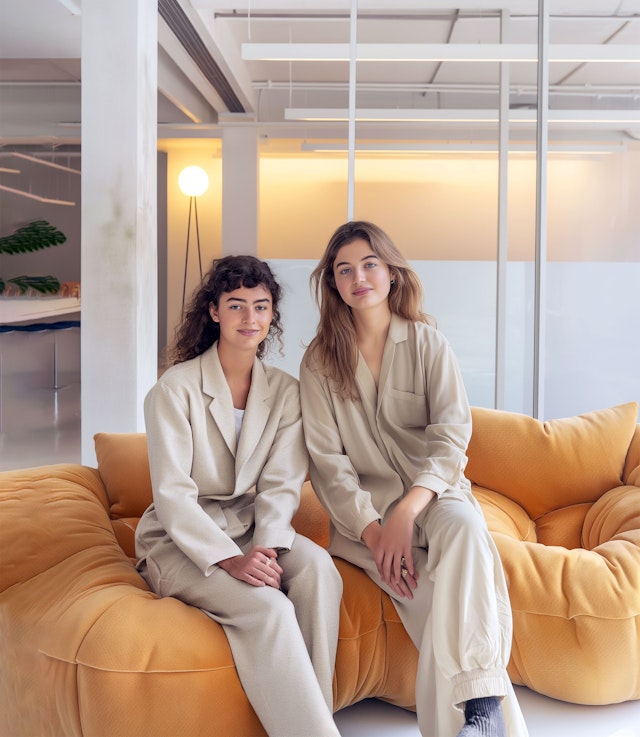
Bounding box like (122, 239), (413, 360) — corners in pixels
(0, 296), (81, 325)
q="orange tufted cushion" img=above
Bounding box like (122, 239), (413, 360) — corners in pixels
(467, 403), (640, 705)
(624, 425), (640, 486)
(467, 402), (639, 520)
(94, 432), (152, 519)
(292, 480), (331, 549)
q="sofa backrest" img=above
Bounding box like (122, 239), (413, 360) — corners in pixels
(466, 402), (639, 520)
(95, 432), (152, 519)
(95, 402), (640, 526)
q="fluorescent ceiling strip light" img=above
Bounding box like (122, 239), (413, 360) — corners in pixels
(302, 142), (496, 152)
(5, 152), (81, 175)
(288, 108), (500, 122)
(286, 108), (640, 126)
(0, 184), (75, 207)
(157, 122), (219, 130)
(300, 142), (626, 154)
(243, 43), (640, 63)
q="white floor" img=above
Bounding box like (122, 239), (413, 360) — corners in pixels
(335, 690), (640, 737)
(1, 344), (639, 737)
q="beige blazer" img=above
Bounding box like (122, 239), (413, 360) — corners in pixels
(300, 314), (473, 545)
(136, 342), (308, 576)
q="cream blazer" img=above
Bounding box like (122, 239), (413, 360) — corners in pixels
(136, 342), (308, 576)
(299, 314), (473, 545)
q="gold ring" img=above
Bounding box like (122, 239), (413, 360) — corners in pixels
(401, 566), (408, 578)
(265, 558), (271, 566)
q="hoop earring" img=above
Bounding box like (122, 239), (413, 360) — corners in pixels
(390, 279), (396, 286)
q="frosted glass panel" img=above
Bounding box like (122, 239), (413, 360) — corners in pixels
(268, 259), (640, 421)
(546, 263), (640, 418)
(267, 259), (499, 408)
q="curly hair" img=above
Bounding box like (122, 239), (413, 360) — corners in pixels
(167, 255), (283, 366)
(305, 221), (434, 399)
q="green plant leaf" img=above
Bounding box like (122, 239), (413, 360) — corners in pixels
(6, 275), (61, 295)
(0, 220), (67, 255)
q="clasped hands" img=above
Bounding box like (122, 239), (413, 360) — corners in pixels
(218, 546), (282, 588)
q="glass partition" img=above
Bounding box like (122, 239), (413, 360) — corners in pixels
(543, 7), (640, 417)
(256, 4), (640, 421)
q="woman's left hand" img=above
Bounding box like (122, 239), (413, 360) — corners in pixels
(377, 506), (419, 599)
(376, 485), (436, 599)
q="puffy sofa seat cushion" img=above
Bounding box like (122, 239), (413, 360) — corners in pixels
(466, 402), (640, 705)
(94, 432), (419, 714)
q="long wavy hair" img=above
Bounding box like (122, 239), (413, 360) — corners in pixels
(167, 255), (283, 366)
(306, 221), (433, 399)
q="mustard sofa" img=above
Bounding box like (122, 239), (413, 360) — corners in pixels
(1, 402), (639, 737)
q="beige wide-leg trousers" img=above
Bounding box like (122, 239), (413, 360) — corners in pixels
(140, 533), (342, 737)
(329, 491), (529, 737)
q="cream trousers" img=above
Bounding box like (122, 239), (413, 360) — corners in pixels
(329, 491), (529, 737)
(140, 532), (343, 737)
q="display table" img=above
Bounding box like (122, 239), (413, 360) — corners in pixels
(0, 298), (81, 431)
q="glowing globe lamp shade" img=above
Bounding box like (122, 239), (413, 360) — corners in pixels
(178, 166), (209, 197)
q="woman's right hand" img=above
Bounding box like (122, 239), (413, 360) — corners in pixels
(217, 546), (283, 588)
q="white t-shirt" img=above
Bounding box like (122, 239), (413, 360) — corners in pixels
(234, 407), (245, 444)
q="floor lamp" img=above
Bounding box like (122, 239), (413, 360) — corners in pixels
(178, 165), (209, 315)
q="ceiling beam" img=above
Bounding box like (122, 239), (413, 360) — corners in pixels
(158, 46), (218, 124)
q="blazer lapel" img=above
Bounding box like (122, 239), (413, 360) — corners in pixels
(376, 313), (407, 414)
(201, 343), (237, 456)
(236, 357), (271, 472)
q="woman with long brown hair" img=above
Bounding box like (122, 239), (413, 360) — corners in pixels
(136, 255), (342, 737)
(300, 222), (528, 737)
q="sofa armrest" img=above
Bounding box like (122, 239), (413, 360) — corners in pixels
(0, 464), (266, 737)
(0, 464), (109, 593)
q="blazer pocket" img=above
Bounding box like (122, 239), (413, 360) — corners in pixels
(385, 387), (429, 428)
(202, 496), (254, 540)
(201, 498), (230, 531)
(222, 492), (255, 538)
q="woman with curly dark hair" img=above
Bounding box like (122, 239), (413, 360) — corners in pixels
(136, 255), (342, 737)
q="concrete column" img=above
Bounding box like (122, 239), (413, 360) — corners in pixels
(80, 0), (157, 465)
(222, 126), (258, 256)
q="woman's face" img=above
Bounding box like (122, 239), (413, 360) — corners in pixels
(209, 284), (273, 353)
(332, 238), (392, 312)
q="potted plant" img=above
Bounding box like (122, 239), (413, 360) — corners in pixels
(0, 220), (67, 296)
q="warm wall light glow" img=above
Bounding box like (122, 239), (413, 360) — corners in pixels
(178, 166), (209, 197)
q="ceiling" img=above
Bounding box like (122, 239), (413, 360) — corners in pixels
(0, 0), (639, 151)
